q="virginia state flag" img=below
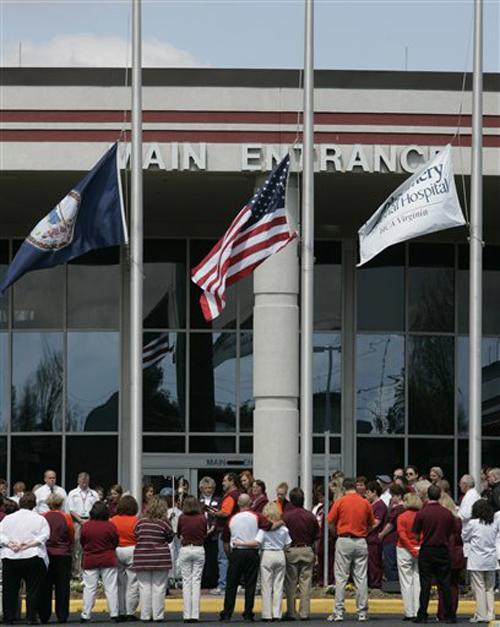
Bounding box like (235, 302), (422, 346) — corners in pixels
(0, 143), (128, 294)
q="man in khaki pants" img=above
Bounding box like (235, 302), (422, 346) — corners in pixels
(327, 477), (375, 622)
(282, 487), (320, 620)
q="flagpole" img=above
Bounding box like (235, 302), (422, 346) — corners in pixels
(468, 0), (483, 488)
(300, 0), (314, 510)
(130, 0), (143, 503)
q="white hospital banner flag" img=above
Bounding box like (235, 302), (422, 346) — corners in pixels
(357, 145), (466, 266)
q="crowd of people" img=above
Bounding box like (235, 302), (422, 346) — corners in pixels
(0, 465), (499, 624)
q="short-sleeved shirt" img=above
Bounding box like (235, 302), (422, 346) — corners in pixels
(256, 525), (292, 550)
(177, 513), (207, 546)
(111, 515), (138, 547)
(327, 492), (375, 538)
(283, 506), (319, 546)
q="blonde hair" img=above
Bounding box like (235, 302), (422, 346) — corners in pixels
(47, 493), (64, 510)
(262, 502), (282, 523)
(403, 492), (422, 510)
(439, 493), (458, 515)
(415, 479), (431, 500)
(143, 495), (169, 521)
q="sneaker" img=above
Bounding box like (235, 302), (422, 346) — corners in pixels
(327, 614), (344, 622)
(358, 613), (369, 622)
(210, 587), (224, 595)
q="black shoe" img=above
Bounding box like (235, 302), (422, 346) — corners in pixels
(111, 619), (121, 624)
(412, 619), (427, 624)
(219, 613), (231, 622)
(403, 619), (417, 622)
(126, 618), (139, 622)
(80, 620), (90, 624)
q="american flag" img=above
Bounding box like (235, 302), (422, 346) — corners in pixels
(191, 154), (295, 321)
(143, 333), (173, 369)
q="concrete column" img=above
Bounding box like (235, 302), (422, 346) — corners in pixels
(253, 176), (299, 495)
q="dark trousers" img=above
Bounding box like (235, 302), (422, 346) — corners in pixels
(367, 543), (384, 589)
(437, 568), (460, 621)
(382, 542), (398, 582)
(417, 546), (454, 620)
(39, 554), (72, 623)
(201, 538), (219, 589)
(221, 549), (259, 620)
(2, 556), (46, 623)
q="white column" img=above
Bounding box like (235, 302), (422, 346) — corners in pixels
(253, 176), (299, 494)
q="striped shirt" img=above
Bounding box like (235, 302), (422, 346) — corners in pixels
(132, 518), (174, 571)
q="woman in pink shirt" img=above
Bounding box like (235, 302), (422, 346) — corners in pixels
(396, 492), (422, 621)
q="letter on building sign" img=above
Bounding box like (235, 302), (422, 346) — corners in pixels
(373, 145), (397, 173)
(242, 144), (263, 171)
(144, 143), (166, 170)
(346, 144), (370, 172)
(400, 145), (425, 173)
(171, 143), (179, 171)
(320, 145), (342, 172)
(265, 145), (289, 171)
(182, 143), (206, 171)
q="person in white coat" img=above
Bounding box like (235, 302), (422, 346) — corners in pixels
(458, 474), (481, 560)
(462, 499), (500, 623)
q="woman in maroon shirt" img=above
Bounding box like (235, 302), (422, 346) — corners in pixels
(177, 495), (208, 622)
(106, 484), (123, 519)
(366, 481), (387, 589)
(251, 480), (269, 514)
(80, 501), (119, 622)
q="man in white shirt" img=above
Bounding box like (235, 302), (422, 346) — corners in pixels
(0, 492), (50, 624)
(34, 469), (67, 514)
(458, 474), (481, 560)
(376, 475), (392, 507)
(67, 472), (99, 579)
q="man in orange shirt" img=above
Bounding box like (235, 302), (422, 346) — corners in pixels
(327, 477), (375, 622)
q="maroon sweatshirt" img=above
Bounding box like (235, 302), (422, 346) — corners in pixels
(412, 502), (455, 548)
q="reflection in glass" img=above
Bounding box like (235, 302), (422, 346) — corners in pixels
(0, 240), (8, 328)
(314, 241), (341, 330)
(239, 276), (253, 330)
(458, 439), (500, 481)
(11, 436), (62, 490)
(68, 248), (120, 328)
(65, 436), (117, 490)
(457, 336), (500, 436)
(0, 437), (6, 479)
(458, 246), (500, 335)
(143, 436), (185, 453)
(408, 336), (454, 434)
(409, 438), (454, 484)
(144, 240), (186, 329)
(190, 240), (236, 330)
(190, 333), (236, 432)
(240, 333), (253, 432)
(12, 333), (63, 431)
(0, 334), (7, 431)
(313, 333), (341, 432)
(357, 245), (404, 332)
(189, 436), (235, 453)
(67, 332), (119, 431)
(357, 437), (404, 478)
(143, 332), (185, 432)
(356, 335), (404, 434)
(13, 263), (64, 328)
(409, 244), (454, 332)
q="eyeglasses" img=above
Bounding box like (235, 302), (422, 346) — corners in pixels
(405, 471), (415, 476)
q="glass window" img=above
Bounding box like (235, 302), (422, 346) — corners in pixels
(356, 334), (405, 434)
(12, 332), (63, 431)
(357, 244), (405, 332)
(457, 336), (500, 436)
(408, 243), (454, 333)
(13, 241), (64, 328)
(408, 335), (454, 434)
(313, 436), (341, 454)
(240, 436), (253, 454)
(458, 245), (500, 335)
(314, 241), (341, 330)
(68, 248), (120, 328)
(0, 436), (6, 480)
(11, 436), (62, 491)
(0, 240), (8, 329)
(458, 439), (500, 481)
(240, 333), (254, 432)
(313, 333), (341, 432)
(357, 437), (404, 479)
(190, 332), (236, 432)
(143, 436), (185, 453)
(67, 332), (120, 431)
(239, 276), (253, 330)
(65, 436), (117, 492)
(144, 239), (186, 329)
(0, 333), (7, 432)
(409, 438), (454, 484)
(190, 240), (236, 330)
(189, 436), (236, 453)
(143, 332), (186, 432)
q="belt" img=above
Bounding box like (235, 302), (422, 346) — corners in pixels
(338, 534), (365, 539)
(290, 544), (311, 548)
(182, 544), (204, 547)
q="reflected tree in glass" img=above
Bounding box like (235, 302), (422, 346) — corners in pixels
(356, 335), (405, 434)
(12, 333), (63, 431)
(408, 336), (454, 434)
(143, 332), (185, 432)
(240, 333), (254, 431)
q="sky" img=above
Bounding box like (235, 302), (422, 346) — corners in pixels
(0, 0), (499, 72)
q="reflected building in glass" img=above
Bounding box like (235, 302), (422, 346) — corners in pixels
(1, 67), (499, 496)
